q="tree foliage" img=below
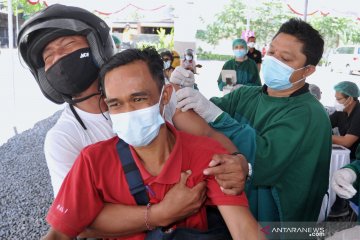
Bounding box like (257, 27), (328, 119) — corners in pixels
(156, 27), (174, 50)
(196, 0), (247, 45)
(136, 28), (174, 51)
(251, 0), (293, 45)
(309, 16), (360, 50)
(197, 0), (360, 50)
(10, 0), (46, 20)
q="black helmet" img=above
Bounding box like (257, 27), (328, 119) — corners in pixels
(17, 4), (115, 104)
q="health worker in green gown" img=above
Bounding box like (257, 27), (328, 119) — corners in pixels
(176, 18), (332, 222)
(217, 38), (261, 91)
(332, 157), (360, 222)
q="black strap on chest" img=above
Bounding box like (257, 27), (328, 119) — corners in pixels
(116, 138), (149, 205)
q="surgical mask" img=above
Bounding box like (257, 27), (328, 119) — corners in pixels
(334, 98), (349, 112)
(110, 87), (165, 147)
(262, 55), (306, 90)
(185, 55), (192, 61)
(163, 60), (171, 70)
(45, 48), (99, 95)
(234, 49), (247, 58)
(247, 42), (255, 48)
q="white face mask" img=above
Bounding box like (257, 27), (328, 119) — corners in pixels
(185, 55), (192, 61)
(110, 87), (165, 147)
(163, 60), (171, 70)
(334, 98), (349, 112)
(334, 102), (345, 112)
(247, 42), (255, 48)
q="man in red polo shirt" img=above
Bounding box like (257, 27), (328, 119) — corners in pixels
(43, 47), (262, 240)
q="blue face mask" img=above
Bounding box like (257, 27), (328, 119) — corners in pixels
(110, 87), (165, 147)
(163, 60), (171, 70)
(262, 56), (306, 90)
(233, 49), (247, 58)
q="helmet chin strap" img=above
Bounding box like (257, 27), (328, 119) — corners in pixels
(70, 92), (101, 104)
(62, 92), (102, 130)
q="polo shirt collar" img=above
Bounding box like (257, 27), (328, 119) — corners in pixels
(130, 122), (182, 185)
(262, 83), (309, 97)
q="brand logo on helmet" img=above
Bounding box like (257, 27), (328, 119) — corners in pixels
(80, 52), (90, 58)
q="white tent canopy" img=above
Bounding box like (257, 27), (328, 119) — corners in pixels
(285, 0), (360, 20)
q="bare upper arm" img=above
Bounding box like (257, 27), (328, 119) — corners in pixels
(170, 83), (213, 136)
(173, 108), (213, 136)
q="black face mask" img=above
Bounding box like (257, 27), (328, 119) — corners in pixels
(45, 47), (99, 95)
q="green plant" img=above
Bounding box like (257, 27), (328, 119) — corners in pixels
(9, 0), (46, 20)
(136, 41), (157, 49)
(156, 28), (174, 50)
(137, 28), (174, 51)
(196, 48), (233, 61)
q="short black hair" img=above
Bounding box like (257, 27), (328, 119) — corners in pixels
(274, 18), (324, 66)
(160, 50), (173, 62)
(340, 93), (358, 102)
(99, 47), (164, 96)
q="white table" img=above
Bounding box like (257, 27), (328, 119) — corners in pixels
(318, 145), (350, 222)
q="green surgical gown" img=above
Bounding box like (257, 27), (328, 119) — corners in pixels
(210, 86), (332, 222)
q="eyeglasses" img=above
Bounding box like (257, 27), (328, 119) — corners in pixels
(336, 97), (349, 103)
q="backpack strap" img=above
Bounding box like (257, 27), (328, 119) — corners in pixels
(116, 138), (149, 205)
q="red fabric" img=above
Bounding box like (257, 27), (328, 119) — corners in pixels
(46, 123), (248, 239)
(27, 0), (40, 5)
(286, 4), (318, 16)
(94, 4), (166, 15)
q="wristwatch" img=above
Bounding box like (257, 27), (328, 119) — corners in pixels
(248, 163), (253, 178)
(231, 151), (253, 178)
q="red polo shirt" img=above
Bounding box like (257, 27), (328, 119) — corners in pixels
(46, 123), (248, 239)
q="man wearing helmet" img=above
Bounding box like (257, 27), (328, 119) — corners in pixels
(17, 4), (116, 198)
(18, 4), (249, 238)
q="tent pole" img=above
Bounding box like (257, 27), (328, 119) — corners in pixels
(7, 0), (14, 48)
(304, 0), (308, 22)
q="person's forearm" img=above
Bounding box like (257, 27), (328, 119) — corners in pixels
(218, 205), (265, 240)
(87, 203), (168, 236)
(332, 135), (356, 148)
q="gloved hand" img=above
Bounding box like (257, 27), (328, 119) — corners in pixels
(331, 168), (357, 199)
(170, 66), (195, 87)
(176, 87), (223, 123)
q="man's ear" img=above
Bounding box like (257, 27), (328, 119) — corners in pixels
(161, 84), (173, 105)
(304, 65), (316, 78)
